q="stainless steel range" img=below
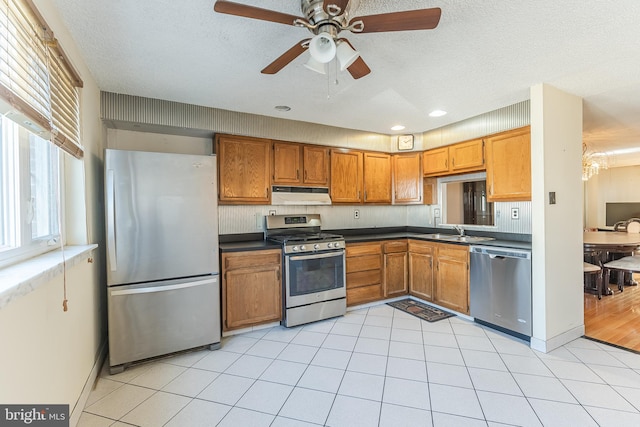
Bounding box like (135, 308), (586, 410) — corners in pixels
(265, 214), (346, 327)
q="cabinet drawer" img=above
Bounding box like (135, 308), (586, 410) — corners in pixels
(223, 250), (281, 270)
(347, 284), (383, 306)
(347, 254), (381, 273)
(383, 241), (407, 253)
(347, 270), (381, 289)
(437, 244), (468, 262)
(346, 243), (382, 257)
(408, 240), (435, 255)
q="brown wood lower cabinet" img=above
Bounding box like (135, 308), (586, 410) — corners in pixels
(346, 242), (383, 306)
(408, 240), (436, 301)
(434, 244), (470, 314)
(384, 240), (408, 297)
(221, 249), (282, 331)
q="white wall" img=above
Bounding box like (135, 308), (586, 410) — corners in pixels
(584, 165), (640, 228)
(0, 0), (104, 421)
(106, 128), (212, 155)
(530, 84), (584, 352)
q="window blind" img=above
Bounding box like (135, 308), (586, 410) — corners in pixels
(0, 0), (83, 159)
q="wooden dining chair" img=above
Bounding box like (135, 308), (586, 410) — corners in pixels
(583, 261), (603, 299)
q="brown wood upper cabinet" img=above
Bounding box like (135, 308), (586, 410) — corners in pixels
(363, 152), (392, 203)
(392, 152), (422, 204)
(272, 142), (330, 186)
(485, 126), (531, 202)
(449, 139), (484, 173)
(423, 139), (484, 177)
(216, 134), (271, 204)
(330, 149), (363, 203)
(423, 147), (449, 176)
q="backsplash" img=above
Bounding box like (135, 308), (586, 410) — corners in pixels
(218, 202), (531, 235)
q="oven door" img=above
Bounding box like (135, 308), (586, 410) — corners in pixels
(285, 250), (346, 308)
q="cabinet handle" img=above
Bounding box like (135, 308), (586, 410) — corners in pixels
(364, 191), (367, 201)
(445, 159), (448, 168)
(297, 170), (299, 179)
(358, 190), (361, 200)
(452, 158), (455, 167)
(304, 170), (307, 180)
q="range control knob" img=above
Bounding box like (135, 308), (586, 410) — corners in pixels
(291, 246), (298, 252)
(313, 244), (320, 250)
(300, 245), (306, 251)
(327, 242), (333, 248)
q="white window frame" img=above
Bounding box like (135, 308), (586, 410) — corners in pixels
(0, 115), (63, 268)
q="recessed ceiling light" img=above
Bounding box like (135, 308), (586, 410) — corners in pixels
(391, 125), (405, 131)
(275, 105), (291, 112)
(429, 109), (447, 117)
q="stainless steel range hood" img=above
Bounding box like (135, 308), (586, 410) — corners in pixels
(271, 186), (331, 205)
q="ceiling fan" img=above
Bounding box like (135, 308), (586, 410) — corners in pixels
(213, 0), (441, 79)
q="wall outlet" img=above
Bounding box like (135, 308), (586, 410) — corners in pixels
(511, 207), (520, 220)
(434, 208), (441, 218)
(268, 210), (276, 216)
(354, 209), (360, 219)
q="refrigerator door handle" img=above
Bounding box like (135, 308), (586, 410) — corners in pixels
(110, 277), (217, 296)
(106, 169), (117, 271)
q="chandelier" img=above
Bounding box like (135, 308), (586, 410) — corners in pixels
(582, 143), (610, 181)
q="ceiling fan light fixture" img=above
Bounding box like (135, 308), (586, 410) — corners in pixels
(304, 56), (327, 74)
(336, 40), (360, 71)
(309, 32), (336, 63)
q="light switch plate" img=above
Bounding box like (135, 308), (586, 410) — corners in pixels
(549, 192), (556, 205)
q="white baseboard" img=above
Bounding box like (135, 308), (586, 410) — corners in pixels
(530, 324), (585, 353)
(69, 340), (108, 427)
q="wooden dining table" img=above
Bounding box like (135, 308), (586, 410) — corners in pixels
(583, 231), (640, 295)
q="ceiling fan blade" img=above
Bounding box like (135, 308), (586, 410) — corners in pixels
(214, 1), (303, 26)
(261, 39), (310, 74)
(350, 7), (441, 33)
(341, 39), (370, 79)
(323, 0), (350, 15)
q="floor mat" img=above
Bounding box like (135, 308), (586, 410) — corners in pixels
(387, 299), (455, 322)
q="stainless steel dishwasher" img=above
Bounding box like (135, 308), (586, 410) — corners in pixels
(469, 245), (532, 338)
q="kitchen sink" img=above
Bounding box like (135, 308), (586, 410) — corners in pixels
(418, 233), (495, 243)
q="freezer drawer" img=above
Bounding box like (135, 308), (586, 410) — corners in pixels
(108, 275), (220, 369)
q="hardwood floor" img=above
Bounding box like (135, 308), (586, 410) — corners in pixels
(584, 277), (640, 352)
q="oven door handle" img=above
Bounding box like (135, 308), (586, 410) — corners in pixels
(288, 251), (344, 261)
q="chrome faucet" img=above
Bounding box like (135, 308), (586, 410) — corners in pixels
(453, 225), (465, 237)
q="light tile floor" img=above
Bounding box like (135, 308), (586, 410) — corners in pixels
(79, 304), (640, 426)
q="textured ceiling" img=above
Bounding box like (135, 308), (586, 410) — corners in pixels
(49, 0), (640, 166)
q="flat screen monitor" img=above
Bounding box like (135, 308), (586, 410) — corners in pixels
(605, 202), (640, 226)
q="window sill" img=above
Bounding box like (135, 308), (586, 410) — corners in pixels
(0, 244), (98, 310)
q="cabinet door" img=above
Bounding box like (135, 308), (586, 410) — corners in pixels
(450, 139), (484, 173)
(434, 244), (469, 314)
(384, 241), (408, 297)
(273, 142), (302, 184)
(393, 153), (422, 204)
(485, 127), (531, 201)
(224, 264), (282, 330)
(423, 147), (449, 176)
(217, 135), (271, 204)
(408, 240), (435, 301)
(330, 150), (363, 203)
(423, 178), (438, 205)
(222, 249), (282, 331)
(303, 145), (330, 186)
(363, 152), (392, 203)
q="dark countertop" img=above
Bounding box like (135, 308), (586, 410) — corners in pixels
(219, 228), (531, 252)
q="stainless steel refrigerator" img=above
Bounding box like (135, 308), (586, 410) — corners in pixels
(105, 149), (220, 373)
